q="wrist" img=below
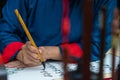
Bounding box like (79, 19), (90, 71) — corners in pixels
(9, 49), (21, 61)
(16, 50), (23, 62)
(48, 47), (62, 60)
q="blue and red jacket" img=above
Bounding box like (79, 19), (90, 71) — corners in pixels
(0, 0), (116, 63)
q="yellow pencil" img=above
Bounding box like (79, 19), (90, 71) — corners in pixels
(14, 9), (45, 69)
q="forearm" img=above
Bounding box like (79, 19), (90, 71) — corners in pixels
(39, 46), (62, 60)
(38, 43), (83, 62)
(48, 47), (62, 60)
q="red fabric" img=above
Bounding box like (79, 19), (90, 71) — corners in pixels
(61, 43), (83, 61)
(62, 17), (70, 42)
(1, 42), (24, 63)
(0, 55), (3, 65)
(62, 0), (70, 42)
(62, 0), (69, 17)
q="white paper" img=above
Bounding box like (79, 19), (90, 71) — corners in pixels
(6, 62), (77, 80)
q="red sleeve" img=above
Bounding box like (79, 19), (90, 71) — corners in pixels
(61, 43), (83, 62)
(0, 55), (3, 65)
(1, 42), (24, 63)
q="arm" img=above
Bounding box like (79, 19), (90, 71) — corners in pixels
(60, 43), (83, 60)
(0, 0), (27, 63)
(38, 43), (83, 62)
(91, 0), (117, 61)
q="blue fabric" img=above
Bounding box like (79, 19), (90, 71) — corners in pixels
(0, 0), (117, 61)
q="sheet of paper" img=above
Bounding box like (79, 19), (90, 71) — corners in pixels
(6, 62), (77, 80)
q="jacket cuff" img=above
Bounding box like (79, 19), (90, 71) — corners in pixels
(60, 43), (83, 62)
(1, 42), (24, 63)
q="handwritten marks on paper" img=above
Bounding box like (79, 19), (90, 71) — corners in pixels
(6, 62), (77, 80)
(6, 68), (24, 75)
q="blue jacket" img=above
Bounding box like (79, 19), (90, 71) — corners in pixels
(0, 0), (116, 63)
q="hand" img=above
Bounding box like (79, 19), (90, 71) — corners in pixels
(16, 41), (42, 67)
(5, 60), (26, 68)
(38, 46), (62, 60)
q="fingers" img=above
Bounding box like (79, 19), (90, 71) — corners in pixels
(5, 60), (27, 68)
(16, 41), (42, 67)
(22, 53), (41, 66)
(22, 41), (39, 60)
(38, 47), (48, 61)
(17, 50), (41, 67)
(26, 41), (39, 54)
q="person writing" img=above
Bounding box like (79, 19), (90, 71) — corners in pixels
(0, 0), (117, 71)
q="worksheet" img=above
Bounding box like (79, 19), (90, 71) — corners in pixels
(6, 62), (77, 80)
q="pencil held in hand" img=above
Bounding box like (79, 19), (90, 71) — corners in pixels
(14, 9), (45, 69)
